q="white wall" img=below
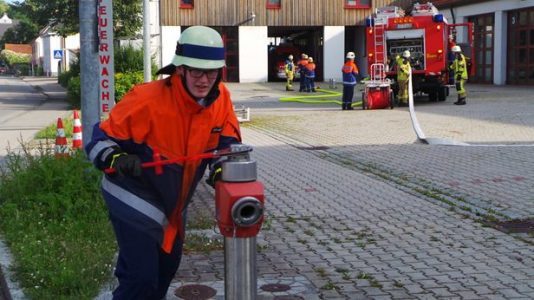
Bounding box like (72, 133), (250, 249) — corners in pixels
(150, 0), (161, 67)
(65, 33), (80, 71)
(42, 35), (62, 76)
(160, 26), (181, 68)
(323, 26), (345, 82)
(239, 26), (268, 82)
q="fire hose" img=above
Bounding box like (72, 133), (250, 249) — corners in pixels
(104, 144), (254, 175)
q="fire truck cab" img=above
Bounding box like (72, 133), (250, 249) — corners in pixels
(365, 2), (474, 102)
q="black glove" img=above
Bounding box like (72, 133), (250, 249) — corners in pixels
(110, 153), (142, 177)
(206, 158), (224, 188)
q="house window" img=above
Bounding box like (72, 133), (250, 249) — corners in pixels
(266, 0), (281, 9)
(344, 0), (370, 9)
(180, 0), (193, 9)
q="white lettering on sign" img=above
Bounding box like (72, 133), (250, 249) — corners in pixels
(98, 0), (114, 119)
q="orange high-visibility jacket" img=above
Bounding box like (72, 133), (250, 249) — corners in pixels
(86, 74), (241, 253)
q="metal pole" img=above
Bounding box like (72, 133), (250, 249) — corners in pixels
(224, 237), (257, 300)
(143, 0), (151, 82)
(79, 0), (100, 148)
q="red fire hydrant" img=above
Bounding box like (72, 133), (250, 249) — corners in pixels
(215, 144), (264, 300)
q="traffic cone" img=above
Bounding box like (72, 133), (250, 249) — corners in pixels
(55, 117), (69, 157)
(72, 110), (82, 149)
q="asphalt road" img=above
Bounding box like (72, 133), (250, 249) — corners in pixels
(0, 75), (70, 161)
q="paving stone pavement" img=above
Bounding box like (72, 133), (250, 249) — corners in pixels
(164, 83), (534, 299)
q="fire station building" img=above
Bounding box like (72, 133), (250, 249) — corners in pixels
(151, 0), (534, 86)
(151, 0), (412, 83)
(433, 0), (534, 85)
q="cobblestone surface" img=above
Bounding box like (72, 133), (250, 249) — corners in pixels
(163, 83), (534, 300)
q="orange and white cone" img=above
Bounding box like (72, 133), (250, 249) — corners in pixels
(55, 117), (69, 157)
(72, 110), (82, 149)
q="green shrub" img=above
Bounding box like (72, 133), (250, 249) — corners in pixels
(35, 65), (44, 76)
(64, 46), (157, 107)
(114, 45), (157, 75)
(12, 63), (30, 76)
(0, 49), (31, 65)
(0, 146), (116, 300)
(59, 55), (80, 88)
(115, 71), (144, 102)
(67, 76), (81, 108)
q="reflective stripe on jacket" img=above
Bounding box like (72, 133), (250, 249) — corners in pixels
(85, 74), (241, 253)
(450, 53), (468, 80)
(342, 61), (359, 85)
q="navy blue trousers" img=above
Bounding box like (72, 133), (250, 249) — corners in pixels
(342, 85), (355, 105)
(110, 216), (183, 300)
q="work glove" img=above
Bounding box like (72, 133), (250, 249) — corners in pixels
(206, 158), (225, 188)
(110, 153), (142, 177)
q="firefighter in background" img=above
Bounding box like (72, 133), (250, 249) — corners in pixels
(395, 50), (412, 106)
(304, 56), (316, 92)
(285, 54), (295, 91)
(447, 34), (457, 85)
(450, 45), (468, 105)
(297, 53), (309, 92)
(341, 51), (359, 110)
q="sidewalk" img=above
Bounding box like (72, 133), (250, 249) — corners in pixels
(1, 79), (533, 299)
(168, 82), (534, 299)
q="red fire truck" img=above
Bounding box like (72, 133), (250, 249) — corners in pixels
(365, 2), (474, 103)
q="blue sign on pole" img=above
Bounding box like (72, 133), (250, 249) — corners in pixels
(53, 50), (63, 59)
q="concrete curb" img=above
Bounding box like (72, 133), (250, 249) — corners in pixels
(0, 239), (25, 299)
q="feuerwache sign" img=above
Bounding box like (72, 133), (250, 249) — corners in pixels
(98, 0), (115, 119)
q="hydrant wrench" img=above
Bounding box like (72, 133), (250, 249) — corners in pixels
(104, 144), (253, 175)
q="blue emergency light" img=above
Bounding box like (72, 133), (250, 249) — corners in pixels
(433, 14), (444, 22)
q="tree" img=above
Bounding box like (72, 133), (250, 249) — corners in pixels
(0, 19), (39, 48)
(4, 0), (142, 41)
(0, 0), (8, 14)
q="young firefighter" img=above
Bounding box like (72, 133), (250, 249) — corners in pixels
(297, 53), (309, 92)
(341, 51), (359, 110)
(85, 26), (241, 299)
(304, 56), (316, 92)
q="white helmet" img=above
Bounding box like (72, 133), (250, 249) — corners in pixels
(172, 26), (226, 69)
(308, 57), (313, 63)
(288, 55), (293, 60)
(451, 45), (462, 53)
(301, 53), (308, 59)
(402, 50), (411, 58)
(346, 52), (355, 59)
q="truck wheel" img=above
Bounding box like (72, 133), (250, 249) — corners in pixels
(428, 92), (437, 102)
(438, 87), (447, 101)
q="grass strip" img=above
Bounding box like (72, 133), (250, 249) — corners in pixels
(0, 145), (116, 300)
